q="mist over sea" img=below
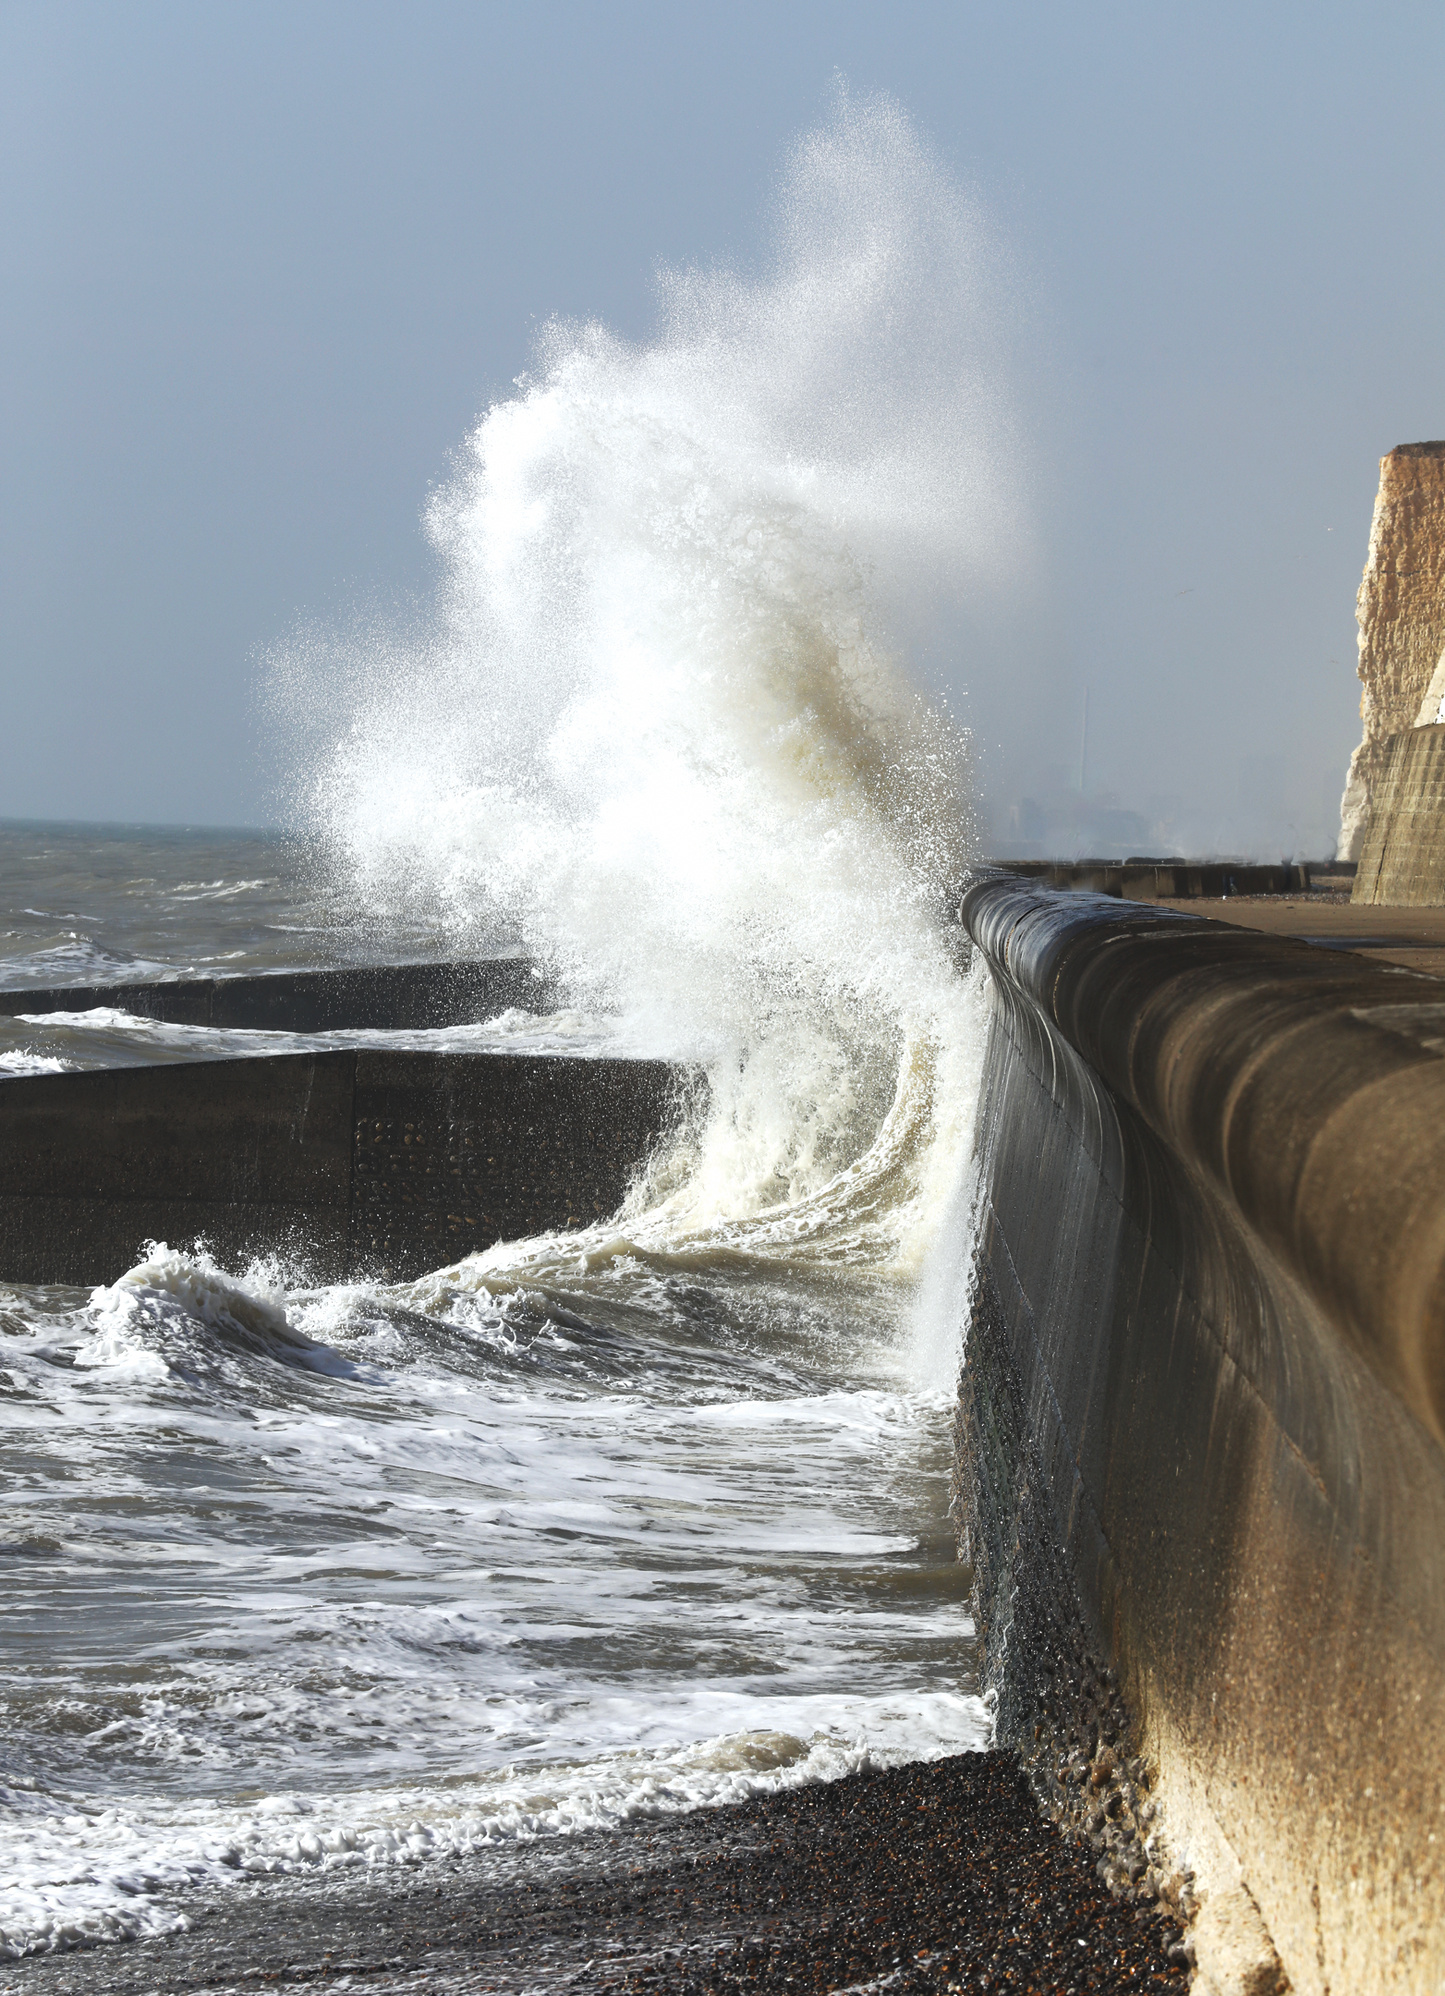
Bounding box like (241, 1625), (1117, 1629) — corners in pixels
(0, 94), (1011, 1959)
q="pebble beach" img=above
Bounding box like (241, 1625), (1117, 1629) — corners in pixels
(1, 1755), (1190, 1995)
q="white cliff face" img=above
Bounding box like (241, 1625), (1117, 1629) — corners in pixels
(1412, 643), (1445, 728)
(1338, 442), (1445, 860)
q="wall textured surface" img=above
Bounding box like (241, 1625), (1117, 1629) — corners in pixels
(958, 873), (1445, 1996)
(0, 1051), (686, 1285)
(1339, 442), (1445, 860)
(1353, 722), (1445, 905)
(0, 957), (549, 1030)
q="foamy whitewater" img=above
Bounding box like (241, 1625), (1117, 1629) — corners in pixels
(0, 94), (1021, 1958)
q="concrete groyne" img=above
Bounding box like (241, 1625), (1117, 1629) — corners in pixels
(958, 872), (1445, 1996)
(0, 955), (549, 1030)
(999, 861), (1311, 900)
(0, 962), (685, 1285)
(0, 1051), (684, 1286)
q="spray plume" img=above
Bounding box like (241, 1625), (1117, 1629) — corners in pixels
(268, 88), (1021, 1273)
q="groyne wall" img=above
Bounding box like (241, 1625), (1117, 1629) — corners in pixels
(0, 956), (548, 1030)
(0, 1051), (683, 1286)
(958, 874), (1445, 1996)
(0, 959), (685, 1286)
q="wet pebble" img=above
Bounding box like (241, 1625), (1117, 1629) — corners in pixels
(0, 1753), (1190, 1995)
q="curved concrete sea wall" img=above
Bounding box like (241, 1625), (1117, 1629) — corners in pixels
(958, 874), (1445, 1996)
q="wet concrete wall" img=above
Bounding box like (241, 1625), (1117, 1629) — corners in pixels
(958, 873), (1445, 1996)
(999, 860), (1307, 900)
(0, 1051), (686, 1286)
(0, 956), (549, 1030)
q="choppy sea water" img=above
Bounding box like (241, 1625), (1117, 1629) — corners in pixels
(0, 819), (611, 1080)
(2, 91), (1019, 1963)
(0, 826), (989, 1960)
(0, 818), (484, 988)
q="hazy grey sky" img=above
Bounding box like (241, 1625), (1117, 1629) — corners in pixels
(3, 1), (1442, 854)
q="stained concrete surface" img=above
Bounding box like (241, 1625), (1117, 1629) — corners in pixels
(959, 873), (1445, 1995)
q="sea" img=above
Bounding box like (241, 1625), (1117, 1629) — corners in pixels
(0, 810), (988, 1968)
(0, 95), (1010, 1960)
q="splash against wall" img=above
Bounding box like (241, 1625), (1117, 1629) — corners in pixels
(269, 88), (1024, 1245)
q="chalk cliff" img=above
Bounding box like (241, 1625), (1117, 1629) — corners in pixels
(1338, 441), (1445, 859)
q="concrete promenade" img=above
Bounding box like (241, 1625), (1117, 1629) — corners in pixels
(1156, 893), (1445, 978)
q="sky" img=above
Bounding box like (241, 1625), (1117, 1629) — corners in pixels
(3, 1), (1442, 856)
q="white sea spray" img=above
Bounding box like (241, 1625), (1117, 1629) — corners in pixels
(0, 91), (1021, 1959)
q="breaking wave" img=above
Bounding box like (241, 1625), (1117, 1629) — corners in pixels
(1, 90), (1023, 1959)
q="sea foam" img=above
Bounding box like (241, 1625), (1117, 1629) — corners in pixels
(1, 92), (1017, 1960)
